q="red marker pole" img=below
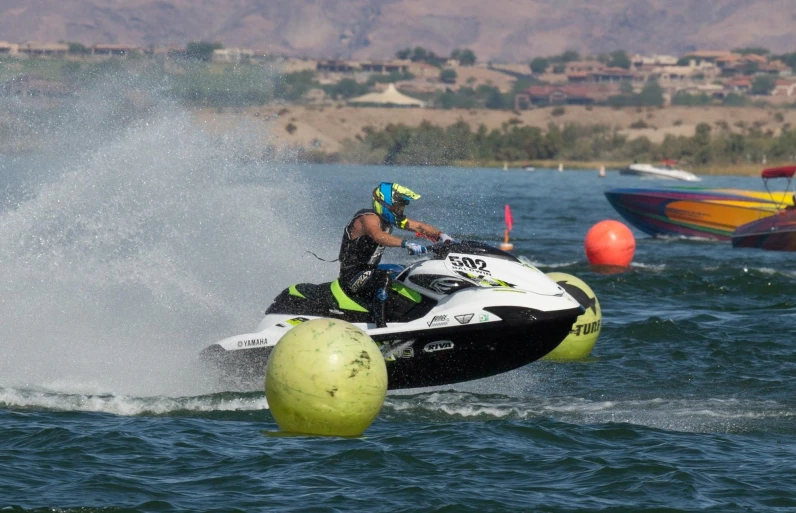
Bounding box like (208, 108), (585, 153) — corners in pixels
(499, 204), (514, 251)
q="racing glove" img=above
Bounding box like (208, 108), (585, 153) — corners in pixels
(438, 233), (454, 244)
(402, 240), (427, 255)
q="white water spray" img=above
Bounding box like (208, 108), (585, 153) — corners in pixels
(0, 72), (330, 397)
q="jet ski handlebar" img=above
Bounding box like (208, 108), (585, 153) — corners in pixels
(427, 240), (520, 262)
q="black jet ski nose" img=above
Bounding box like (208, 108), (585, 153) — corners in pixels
(484, 305), (583, 326)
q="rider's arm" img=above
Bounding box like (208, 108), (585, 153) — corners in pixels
(404, 218), (443, 242)
(361, 214), (405, 247)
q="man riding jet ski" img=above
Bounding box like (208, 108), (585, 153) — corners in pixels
(200, 184), (584, 390)
(339, 182), (452, 329)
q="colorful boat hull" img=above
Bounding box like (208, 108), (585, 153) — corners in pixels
(604, 187), (793, 240)
(732, 210), (796, 251)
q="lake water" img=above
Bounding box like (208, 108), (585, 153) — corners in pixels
(1, 105), (795, 512)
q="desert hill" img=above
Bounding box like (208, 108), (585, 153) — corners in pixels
(197, 104), (796, 158)
(2, 0), (795, 61)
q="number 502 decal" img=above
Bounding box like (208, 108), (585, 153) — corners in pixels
(448, 255), (488, 270)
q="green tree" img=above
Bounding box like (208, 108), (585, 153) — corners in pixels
(529, 57), (549, 74)
(68, 42), (91, 55)
(484, 87), (506, 109)
(671, 92), (712, 106)
(608, 50), (631, 69)
(440, 68), (457, 84)
(326, 78), (367, 99)
(512, 78), (533, 94)
(186, 41), (223, 62)
(452, 48), (477, 66)
(741, 62), (760, 75)
(639, 81), (665, 106)
(626, 136), (653, 158)
(274, 70), (317, 102)
(395, 48), (411, 60)
(751, 75), (776, 95)
(692, 122), (713, 164)
(559, 50), (580, 63)
(732, 47), (770, 56)
(723, 93), (748, 106)
(445, 121), (476, 160)
(772, 52), (796, 71)
(396, 121), (449, 165)
(544, 123), (564, 156)
(721, 132), (746, 161)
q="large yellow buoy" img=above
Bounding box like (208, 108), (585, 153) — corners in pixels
(543, 272), (601, 361)
(265, 318), (387, 436)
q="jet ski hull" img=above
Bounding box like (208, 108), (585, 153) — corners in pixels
(200, 305), (581, 390)
(200, 241), (584, 391)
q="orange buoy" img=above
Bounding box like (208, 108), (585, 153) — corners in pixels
(584, 220), (635, 267)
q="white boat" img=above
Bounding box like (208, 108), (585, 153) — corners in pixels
(620, 161), (701, 182)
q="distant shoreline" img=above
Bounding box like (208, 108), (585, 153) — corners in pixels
(463, 160), (776, 176)
(3, 102), (789, 177)
(194, 105), (794, 177)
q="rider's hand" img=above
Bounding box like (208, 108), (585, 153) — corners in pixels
(402, 240), (427, 255)
(438, 233), (454, 244)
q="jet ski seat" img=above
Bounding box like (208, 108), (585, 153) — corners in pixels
(266, 280), (435, 323)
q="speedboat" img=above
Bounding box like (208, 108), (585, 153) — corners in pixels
(732, 166), (796, 251)
(200, 241), (584, 390)
(619, 161), (701, 182)
(604, 186), (793, 240)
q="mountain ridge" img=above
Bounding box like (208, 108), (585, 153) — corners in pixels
(1, 1), (794, 61)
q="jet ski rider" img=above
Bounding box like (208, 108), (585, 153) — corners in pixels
(338, 182), (453, 329)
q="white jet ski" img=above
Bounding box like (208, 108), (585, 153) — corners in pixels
(200, 241), (584, 390)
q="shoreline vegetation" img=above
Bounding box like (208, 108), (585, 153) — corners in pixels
(2, 54), (796, 176)
(454, 160), (785, 176)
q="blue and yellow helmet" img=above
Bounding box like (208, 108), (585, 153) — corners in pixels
(372, 182), (421, 228)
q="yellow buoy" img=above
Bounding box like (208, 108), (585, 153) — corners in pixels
(542, 272), (601, 361)
(265, 318), (387, 436)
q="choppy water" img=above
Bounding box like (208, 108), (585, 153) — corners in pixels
(1, 96), (795, 512)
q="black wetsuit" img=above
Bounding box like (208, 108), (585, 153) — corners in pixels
(338, 208), (393, 327)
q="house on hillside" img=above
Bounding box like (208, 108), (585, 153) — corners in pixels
(565, 61), (605, 75)
(520, 84), (620, 106)
(212, 47), (254, 63)
(671, 83), (726, 101)
(630, 54), (678, 71)
(592, 67), (634, 83)
(566, 60), (605, 83)
(773, 80), (796, 97)
(316, 59), (357, 73)
(715, 53), (784, 77)
(759, 60), (791, 76)
(316, 59), (412, 75)
(724, 76), (753, 94)
(92, 44), (140, 57)
(17, 42), (68, 58)
(681, 50), (735, 64)
(648, 61), (719, 86)
(359, 60), (410, 74)
(0, 41), (19, 55)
